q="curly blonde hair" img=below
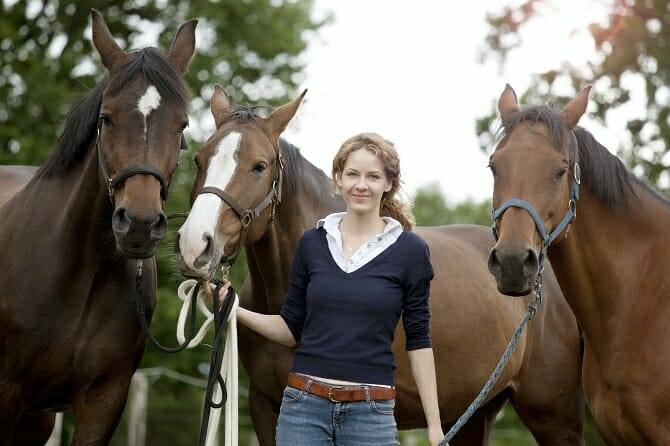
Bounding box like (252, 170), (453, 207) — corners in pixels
(332, 132), (415, 230)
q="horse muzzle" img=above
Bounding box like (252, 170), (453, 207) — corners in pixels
(112, 206), (167, 258)
(487, 245), (538, 296)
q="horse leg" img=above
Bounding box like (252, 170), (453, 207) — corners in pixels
(509, 386), (584, 446)
(70, 376), (131, 446)
(11, 412), (55, 446)
(248, 384), (280, 446)
(510, 319), (584, 444)
(446, 391), (508, 446)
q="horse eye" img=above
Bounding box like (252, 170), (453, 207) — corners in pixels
(99, 115), (113, 127)
(555, 168), (567, 180)
(252, 163), (267, 173)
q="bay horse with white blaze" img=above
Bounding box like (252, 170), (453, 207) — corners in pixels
(487, 84), (670, 444)
(175, 87), (585, 445)
(0, 11), (195, 445)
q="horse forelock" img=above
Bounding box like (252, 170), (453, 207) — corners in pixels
(35, 48), (188, 179)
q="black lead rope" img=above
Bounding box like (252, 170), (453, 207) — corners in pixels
(198, 284), (236, 446)
(135, 263), (236, 445)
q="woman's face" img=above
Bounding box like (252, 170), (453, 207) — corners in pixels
(336, 149), (392, 216)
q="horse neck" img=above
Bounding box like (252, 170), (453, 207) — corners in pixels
(244, 167), (343, 314)
(548, 181), (670, 351)
(7, 143), (113, 275)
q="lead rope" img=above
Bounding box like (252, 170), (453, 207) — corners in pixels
(135, 260), (238, 446)
(176, 278), (239, 446)
(439, 254), (545, 445)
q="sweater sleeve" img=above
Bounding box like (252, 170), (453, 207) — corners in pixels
(279, 233), (310, 343)
(402, 242), (434, 351)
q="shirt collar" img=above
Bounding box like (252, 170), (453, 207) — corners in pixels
(316, 212), (403, 238)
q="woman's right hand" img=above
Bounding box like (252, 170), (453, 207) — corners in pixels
(201, 280), (230, 305)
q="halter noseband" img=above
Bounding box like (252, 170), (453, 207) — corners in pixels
(491, 132), (581, 250)
(96, 122), (171, 203)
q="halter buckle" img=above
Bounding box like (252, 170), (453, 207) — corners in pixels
(569, 199), (577, 222)
(573, 163), (581, 185)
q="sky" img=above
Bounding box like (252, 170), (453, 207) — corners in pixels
(281, 0), (617, 203)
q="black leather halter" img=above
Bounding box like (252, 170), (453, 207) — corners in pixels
(96, 121), (171, 204)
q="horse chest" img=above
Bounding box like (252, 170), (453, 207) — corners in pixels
(583, 348), (670, 444)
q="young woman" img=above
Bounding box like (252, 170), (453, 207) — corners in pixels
(227, 132), (444, 445)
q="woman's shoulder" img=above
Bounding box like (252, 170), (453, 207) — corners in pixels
(399, 230), (429, 252)
(298, 226), (326, 245)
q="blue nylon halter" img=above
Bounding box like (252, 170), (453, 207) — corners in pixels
(491, 133), (581, 248)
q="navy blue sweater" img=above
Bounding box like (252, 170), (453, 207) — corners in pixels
(280, 227), (434, 386)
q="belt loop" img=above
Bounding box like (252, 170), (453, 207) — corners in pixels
(364, 385), (371, 403)
(305, 378), (313, 394)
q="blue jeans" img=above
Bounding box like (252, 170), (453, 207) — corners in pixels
(276, 385), (399, 446)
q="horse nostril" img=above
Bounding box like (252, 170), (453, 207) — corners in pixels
(487, 248), (503, 277)
(150, 213), (168, 241)
(194, 232), (214, 269)
(112, 208), (131, 235)
(522, 249), (539, 278)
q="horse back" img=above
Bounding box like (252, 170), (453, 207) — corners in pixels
(0, 165), (37, 208)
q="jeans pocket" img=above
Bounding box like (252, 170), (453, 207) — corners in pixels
(370, 398), (395, 415)
(281, 385), (304, 404)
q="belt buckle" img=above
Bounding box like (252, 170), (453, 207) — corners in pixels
(327, 386), (343, 402)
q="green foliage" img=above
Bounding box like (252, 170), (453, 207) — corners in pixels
(0, 0), (326, 165)
(478, 0), (670, 194)
(413, 182), (491, 227)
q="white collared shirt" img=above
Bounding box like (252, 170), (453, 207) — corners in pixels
(316, 212), (404, 273)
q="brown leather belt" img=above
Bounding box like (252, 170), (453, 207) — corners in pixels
(287, 373), (395, 402)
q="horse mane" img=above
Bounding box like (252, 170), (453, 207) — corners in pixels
(498, 104), (669, 210)
(36, 48), (189, 178)
(279, 138), (339, 208)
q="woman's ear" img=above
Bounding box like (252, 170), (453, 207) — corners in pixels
(384, 181), (393, 193)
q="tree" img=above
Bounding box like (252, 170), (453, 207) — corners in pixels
(413, 182), (491, 227)
(478, 0), (670, 191)
(0, 0), (326, 165)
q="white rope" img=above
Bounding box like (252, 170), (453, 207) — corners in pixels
(176, 279), (238, 446)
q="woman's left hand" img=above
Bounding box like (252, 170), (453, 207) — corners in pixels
(427, 425), (445, 446)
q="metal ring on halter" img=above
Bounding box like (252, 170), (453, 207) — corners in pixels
(240, 212), (254, 228)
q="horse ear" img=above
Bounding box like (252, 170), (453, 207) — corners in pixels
(265, 89), (307, 140)
(91, 9), (127, 71)
(211, 85), (232, 128)
(560, 85), (592, 128)
(168, 19), (198, 74)
(498, 84), (519, 121)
